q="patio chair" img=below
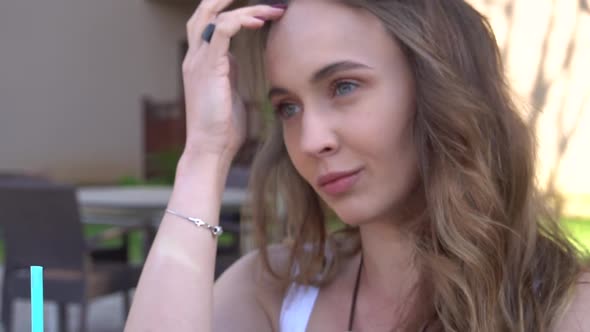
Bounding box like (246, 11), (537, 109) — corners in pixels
(0, 183), (142, 332)
(0, 174), (135, 264)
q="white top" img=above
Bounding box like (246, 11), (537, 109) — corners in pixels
(279, 283), (320, 332)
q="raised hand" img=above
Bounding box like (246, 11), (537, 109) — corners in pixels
(125, 3), (285, 331)
(181, 0), (285, 162)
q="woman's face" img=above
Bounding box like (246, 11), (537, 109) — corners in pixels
(264, 0), (419, 225)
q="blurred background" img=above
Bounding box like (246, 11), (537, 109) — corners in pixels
(0, 0), (588, 331)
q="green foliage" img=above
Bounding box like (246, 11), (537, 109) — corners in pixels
(117, 149), (183, 186)
(145, 149), (183, 184)
(562, 217), (590, 252)
(116, 176), (170, 186)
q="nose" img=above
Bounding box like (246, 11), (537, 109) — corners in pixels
(299, 108), (339, 157)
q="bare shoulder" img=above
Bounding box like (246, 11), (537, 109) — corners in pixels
(553, 272), (590, 332)
(213, 243), (290, 332)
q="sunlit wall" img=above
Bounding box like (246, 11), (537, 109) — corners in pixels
(468, 0), (590, 215)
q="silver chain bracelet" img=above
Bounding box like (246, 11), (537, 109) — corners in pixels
(165, 209), (224, 238)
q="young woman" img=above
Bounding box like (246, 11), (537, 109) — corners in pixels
(125, 0), (590, 331)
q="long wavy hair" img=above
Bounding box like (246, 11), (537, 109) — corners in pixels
(236, 0), (586, 330)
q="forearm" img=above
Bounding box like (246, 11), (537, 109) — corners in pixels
(125, 153), (232, 332)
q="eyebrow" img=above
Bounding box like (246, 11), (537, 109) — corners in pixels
(267, 61), (373, 100)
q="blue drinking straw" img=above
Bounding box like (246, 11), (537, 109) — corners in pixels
(30, 266), (44, 332)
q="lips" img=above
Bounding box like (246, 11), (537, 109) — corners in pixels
(317, 168), (363, 195)
(317, 169), (361, 186)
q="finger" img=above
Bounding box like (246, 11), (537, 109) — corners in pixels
(206, 5), (285, 60)
(186, 0), (236, 50)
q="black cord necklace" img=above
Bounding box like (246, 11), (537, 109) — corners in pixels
(346, 256), (430, 332)
(347, 254), (364, 331)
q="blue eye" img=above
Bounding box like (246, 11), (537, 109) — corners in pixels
(334, 81), (358, 97)
(276, 103), (301, 119)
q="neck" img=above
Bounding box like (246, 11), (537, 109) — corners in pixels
(356, 183), (425, 300)
(351, 221), (429, 331)
(349, 186), (430, 330)
(358, 222), (419, 301)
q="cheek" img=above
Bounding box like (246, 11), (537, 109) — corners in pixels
(283, 127), (311, 180)
(283, 128), (296, 164)
(377, 122), (420, 202)
(352, 97), (419, 195)
(378, 114), (417, 175)
(381, 121), (416, 166)
(350, 94), (416, 161)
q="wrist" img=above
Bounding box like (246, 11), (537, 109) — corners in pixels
(176, 149), (232, 178)
(173, 150), (233, 200)
(181, 143), (237, 165)
(169, 153), (231, 226)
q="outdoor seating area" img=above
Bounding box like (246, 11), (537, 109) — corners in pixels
(0, 170), (250, 332)
(1, 0), (589, 330)
(0, 181), (141, 332)
(0, 87), (255, 331)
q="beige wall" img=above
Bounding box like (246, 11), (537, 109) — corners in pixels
(0, 0), (193, 183)
(468, 0), (590, 214)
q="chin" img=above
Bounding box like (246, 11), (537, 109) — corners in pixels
(327, 194), (410, 228)
(318, 191), (376, 224)
(332, 207), (376, 227)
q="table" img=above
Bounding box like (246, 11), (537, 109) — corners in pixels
(77, 186), (249, 255)
(77, 185), (247, 226)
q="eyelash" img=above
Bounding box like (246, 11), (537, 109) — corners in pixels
(273, 80), (360, 120)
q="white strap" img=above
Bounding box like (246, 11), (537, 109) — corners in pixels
(279, 283), (320, 332)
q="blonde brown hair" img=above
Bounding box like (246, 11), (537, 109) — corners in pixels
(238, 0), (586, 330)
